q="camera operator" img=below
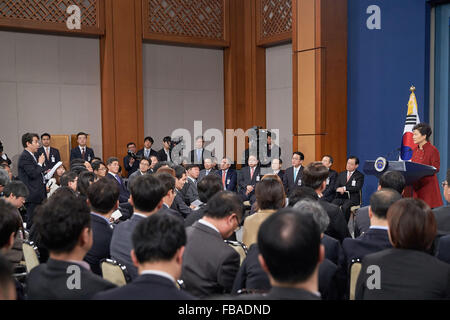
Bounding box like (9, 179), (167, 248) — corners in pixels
(123, 142), (139, 177)
(157, 136), (172, 163)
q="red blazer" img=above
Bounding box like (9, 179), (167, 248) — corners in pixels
(410, 142), (443, 208)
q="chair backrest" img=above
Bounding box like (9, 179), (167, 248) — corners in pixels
(224, 240), (248, 265)
(349, 259), (362, 300)
(22, 241), (40, 273)
(100, 259), (130, 287)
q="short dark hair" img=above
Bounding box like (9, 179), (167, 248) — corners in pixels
(163, 136), (171, 143)
(255, 178), (285, 210)
(205, 191), (243, 221)
(60, 171), (78, 187)
(288, 186), (318, 207)
(40, 133), (51, 140)
(76, 171), (96, 197)
(71, 166), (87, 175)
(302, 162), (329, 190)
(87, 178), (119, 214)
(70, 158), (85, 168)
(173, 165), (186, 180)
(258, 208), (321, 283)
(155, 172), (176, 196)
(154, 161), (171, 173)
(21, 133), (39, 148)
(370, 189), (402, 219)
(34, 188), (91, 253)
(106, 157), (119, 166)
(144, 136), (154, 144)
(293, 151), (305, 160)
(0, 170), (9, 187)
(132, 213), (186, 264)
(127, 142), (136, 148)
(139, 157), (150, 166)
(348, 156), (359, 165)
(92, 161), (106, 172)
(197, 175), (222, 203)
(3, 181), (29, 199)
(413, 123), (432, 141)
(0, 200), (20, 248)
(323, 155), (334, 164)
(186, 164), (200, 171)
(379, 171), (406, 194)
(447, 169), (450, 184)
(387, 198), (436, 251)
(130, 175), (165, 212)
(76, 132), (88, 139)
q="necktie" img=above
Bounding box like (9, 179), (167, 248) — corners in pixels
(250, 167), (254, 180)
(347, 172), (351, 182)
(222, 171), (226, 188)
(45, 148), (50, 160)
(294, 167), (298, 182)
(81, 147), (85, 160)
(145, 149), (149, 158)
(197, 149), (201, 162)
(115, 174), (122, 185)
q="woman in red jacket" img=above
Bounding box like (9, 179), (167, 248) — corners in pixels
(411, 123), (443, 208)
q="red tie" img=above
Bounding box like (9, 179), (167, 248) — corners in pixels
(250, 167), (254, 180)
(222, 171), (226, 187)
(347, 172), (351, 182)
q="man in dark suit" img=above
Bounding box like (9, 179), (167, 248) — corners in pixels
(123, 142), (140, 177)
(105, 157), (130, 204)
(189, 136), (212, 170)
(18, 133), (46, 227)
(84, 179), (119, 275)
(94, 213), (194, 300)
(354, 171), (406, 237)
(155, 172), (184, 222)
(170, 165), (194, 218)
(27, 189), (116, 299)
(181, 191), (243, 298)
(217, 158), (237, 192)
(260, 130), (282, 168)
(198, 158), (217, 182)
(70, 132), (95, 162)
(127, 157), (151, 192)
(321, 155), (338, 202)
(36, 133), (61, 174)
(136, 136), (158, 159)
(332, 156), (365, 222)
(433, 169), (450, 235)
(282, 152), (304, 196)
(157, 136), (172, 162)
(239, 208), (323, 300)
(110, 175), (165, 280)
(342, 189), (400, 275)
(182, 164), (200, 205)
(271, 158), (285, 182)
(238, 155), (260, 203)
(437, 234), (450, 264)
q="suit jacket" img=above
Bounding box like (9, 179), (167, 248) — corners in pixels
(105, 173), (130, 204)
(436, 234), (450, 264)
(157, 204), (184, 222)
(136, 148), (158, 159)
(110, 214), (146, 280)
(276, 170), (285, 182)
(242, 210), (277, 248)
(171, 190), (194, 218)
(334, 170), (364, 205)
(433, 206), (450, 236)
(237, 166), (261, 201)
(189, 149), (212, 169)
(318, 199), (351, 242)
(244, 286), (321, 300)
(127, 170), (146, 192)
(323, 169), (338, 202)
(84, 213), (114, 276)
(27, 258), (116, 300)
(181, 221), (240, 298)
(353, 206), (370, 238)
(322, 234), (343, 266)
(182, 177), (199, 205)
(93, 274), (194, 300)
(36, 146), (61, 171)
(198, 169), (217, 182)
(156, 148), (171, 162)
(216, 169), (237, 192)
(18, 150), (46, 204)
(356, 248), (450, 300)
(70, 146), (95, 162)
(282, 166), (304, 196)
(123, 155), (139, 177)
(184, 204), (208, 227)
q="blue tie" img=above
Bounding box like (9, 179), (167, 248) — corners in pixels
(115, 174), (122, 185)
(197, 149), (201, 162)
(293, 167), (298, 183)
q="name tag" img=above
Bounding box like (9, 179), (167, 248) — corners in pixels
(256, 175), (260, 182)
(298, 179), (302, 186)
(326, 177), (330, 185)
(87, 155), (91, 162)
(51, 155), (55, 163)
(227, 179), (230, 185)
(352, 179), (356, 187)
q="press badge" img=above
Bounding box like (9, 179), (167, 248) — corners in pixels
(51, 155), (55, 163)
(227, 179), (230, 185)
(88, 155), (91, 162)
(256, 175), (260, 182)
(352, 179), (356, 187)
(298, 179), (302, 186)
(326, 177), (330, 185)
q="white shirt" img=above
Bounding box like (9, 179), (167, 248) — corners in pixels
(27, 150), (41, 166)
(133, 211), (148, 219)
(79, 146), (86, 153)
(369, 226), (389, 230)
(198, 219), (220, 234)
(140, 270), (176, 285)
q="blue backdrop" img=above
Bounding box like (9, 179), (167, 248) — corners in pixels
(347, 0), (430, 205)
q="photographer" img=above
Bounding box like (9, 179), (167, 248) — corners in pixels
(0, 140), (12, 166)
(123, 142), (139, 177)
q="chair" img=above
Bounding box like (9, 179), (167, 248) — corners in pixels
(349, 259), (362, 300)
(224, 240), (248, 265)
(347, 190), (362, 238)
(22, 240), (40, 273)
(100, 259), (131, 287)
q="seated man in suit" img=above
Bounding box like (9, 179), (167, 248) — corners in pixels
(271, 158), (285, 181)
(36, 133), (61, 174)
(282, 152), (304, 196)
(110, 175), (165, 280)
(217, 157), (237, 192)
(239, 207), (323, 300)
(354, 171), (406, 237)
(60, 171), (78, 192)
(433, 169), (450, 235)
(136, 136), (158, 159)
(182, 164), (200, 206)
(157, 136), (172, 162)
(198, 158), (217, 182)
(342, 189), (400, 275)
(18, 132), (46, 228)
(27, 188), (116, 299)
(181, 191), (243, 298)
(84, 179), (119, 275)
(123, 142), (140, 177)
(332, 156), (365, 223)
(321, 155), (338, 202)
(155, 172), (184, 221)
(189, 136), (212, 170)
(238, 155), (261, 204)
(70, 132), (95, 162)
(105, 157), (130, 204)
(127, 157), (151, 192)
(170, 165), (194, 218)
(94, 213), (194, 300)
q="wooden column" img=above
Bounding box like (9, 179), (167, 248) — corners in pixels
(224, 0), (266, 164)
(292, 0), (347, 170)
(100, 0), (144, 162)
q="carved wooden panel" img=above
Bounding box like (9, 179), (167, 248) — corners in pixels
(0, 0), (105, 35)
(257, 0), (292, 46)
(143, 0), (229, 47)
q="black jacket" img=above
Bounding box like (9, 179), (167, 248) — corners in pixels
(36, 146), (61, 171)
(282, 166), (304, 196)
(70, 146), (95, 162)
(17, 150), (46, 203)
(84, 213), (114, 275)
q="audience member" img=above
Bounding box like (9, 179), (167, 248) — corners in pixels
(60, 171), (78, 192)
(92, 161), (108, 179)
(0, 140), (11, 166)
(170, 165), (193, 218)
(137, 136), (158, 159)
(77, 171), (97, 199)
(238, 155), (260, 204)
(282, 152), (304, 196)
(149, 155), (159, 174)
(128, 157), (151, 191)
(217, 157), (237, 192)
(157, 136), (172, 162)
(198, 158), (217, 182)
(123, 142), (139, 177)
(183, 164), (200, 205)
(0, 163), (13, 182)
(70, 132), (95, 162)
(270, 158), (284, 181)
(189, 136), (212, 169)
(321, 155), (338, 202)
(0, 169), (10, 196)
(46, 163), (66, 197)
(105, 157), (130, 204)
(155, 172), (183, 221)
(36, 133), (61, 172)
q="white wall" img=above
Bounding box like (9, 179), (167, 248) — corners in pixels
(143, 43), (224, 152)
(266, 44), (293, 169)
(0, 30), (102, 173)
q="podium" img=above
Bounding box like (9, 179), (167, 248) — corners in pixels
(363, 160), (437, 186)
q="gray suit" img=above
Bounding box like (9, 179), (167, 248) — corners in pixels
(127, 170), (146, 192)
(181, 221), (240, 298)
(183, 177), (199, 205)
(110, 214), (146, 280)
(354, 206), (370, 238)
(198, 169), (217, 182)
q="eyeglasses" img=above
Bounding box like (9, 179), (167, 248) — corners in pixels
(442, 181), (448, 188)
